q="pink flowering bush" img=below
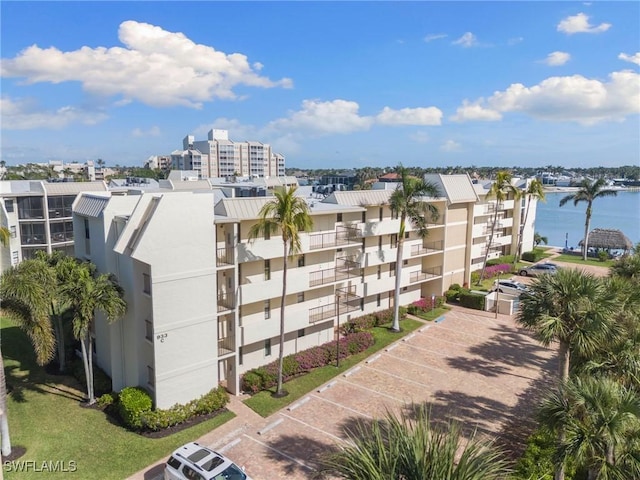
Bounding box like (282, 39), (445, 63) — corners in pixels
(484, 263), (512, 279)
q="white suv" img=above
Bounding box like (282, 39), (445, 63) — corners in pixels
(492, 279), (529, 297)
(164, 442), (251, 480)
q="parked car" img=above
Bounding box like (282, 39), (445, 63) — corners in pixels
(518, 263), (558, 277)
(165, 442), (251, 480)
(492, 280), (529, 297)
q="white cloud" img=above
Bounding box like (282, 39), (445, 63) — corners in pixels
(376, 106), (442, 126)
(544, 51), (571, 66)
(0, 20), (293, 109)
(0, 96), (108, 130)
(268, 99), (374, 134)
(451, 100), (502, 122)
(507, 37), (524, 46)
(132, 126), (161, 137)
(452, 32), (477, 47)
(619, 52), (640, 66)
(453, 70), (639, 125)
(424, 34), (447, 42)
(557, 13), (611, 35)
(440, 140), (461, 152)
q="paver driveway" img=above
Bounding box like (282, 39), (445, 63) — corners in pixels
(130, 306), (555, 480)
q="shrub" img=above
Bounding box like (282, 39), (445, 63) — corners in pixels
(140, 386), (229, 432)
(458, 290), (485, 310)
(445, 289), (460, 303)
(484, 263), (512, 279)
(470, 271), (481, 285)
(522, 250), (541, 262)
(449, 283), (462, 291)
(598, 250), (608, 262)
(96, 392), (116, 408)
(118, 387), (153, 430)
(487, 255), (515, 266)
(241, 332), (374, 393)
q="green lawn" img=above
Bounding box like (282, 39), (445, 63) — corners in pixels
(2, 318), (235, 480)
(553, 254), (615, 268)
(413, 306), (451, 321)
(243, 316), (431, 417)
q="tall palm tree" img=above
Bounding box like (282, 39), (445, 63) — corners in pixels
(389, 167), (440, 332)
(0, 226), (12, 456)
(248, 186), (313, 397)
(559, 179), (618, 261)
(534, 232), (548, 248)
(538, 376), (640, 480)
(478, 171), (520, 283)
(517, 268), (619, 480)
(514, 179), (545, 264)
(323, 404), (509, 479)
(60, 263), (126, 404)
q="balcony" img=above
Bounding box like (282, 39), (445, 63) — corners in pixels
(217, 292), (235, 312)
(308, 287), (362, 324)
(218, 336), (235, 356)
(309, 225), (361, 250)
(410, 240), (443, 257)
(409, 266), (443, 283)
(216, 247), (234, 267)
(309, 257), (361, 287)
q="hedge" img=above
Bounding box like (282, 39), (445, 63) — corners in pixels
(458, 290), (486, 310)
(522, 250), (542, 262)
(407, 296), (445, 315)
(117, 386), (229, 432)
(242, 331), (374, 393)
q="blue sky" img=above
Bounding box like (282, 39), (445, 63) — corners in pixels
(1, 1), (639, 169)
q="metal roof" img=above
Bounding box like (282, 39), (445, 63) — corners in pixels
(324, 190), (394, 206)
(438, 174), (479, 204)
(43, 181), (108, 195)
(74, 194), (111, 218)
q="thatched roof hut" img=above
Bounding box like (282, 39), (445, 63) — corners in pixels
(578, 228), (633, 251)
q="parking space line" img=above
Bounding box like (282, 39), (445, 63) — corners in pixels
(362, 364), (435, 389)
(341, 378), (406, 404)
(310, 393), (374, 419)
(278, 412), (350, 445)
(243, 434), (315, 471)
(384, 352), (447, 373)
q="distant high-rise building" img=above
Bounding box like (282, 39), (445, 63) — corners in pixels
(170, 129), (285, 179)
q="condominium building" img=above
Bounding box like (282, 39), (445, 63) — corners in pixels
(73, 173), (537, 409)
(0, 180), (108, 271)
(170, 129), (285, 179)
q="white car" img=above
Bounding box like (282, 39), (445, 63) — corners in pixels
(165, 442), (251, 480)
(492, 279), (529, 297)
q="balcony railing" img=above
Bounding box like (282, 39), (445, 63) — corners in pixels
(309, 258), (361, 287)
(410, 240), (443, 256)
(217, 292), (235, 312)
(409, 266), (443, 283)
(218, 336), (235, 355)
(309, 225), (361, 250)
(308, 287), (362, 324)
(216, 247), (234, 267)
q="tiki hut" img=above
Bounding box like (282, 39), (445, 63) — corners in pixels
(578, 228), (634, 253)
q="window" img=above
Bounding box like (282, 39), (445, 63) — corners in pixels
(297, 292), (305, 303)
(405, 232), (410, 239)
(392, 208), (398, 220)
(264, 260), (271, 280)
(84, 218), (90, 239)
(264, 300), (271, 319)
(5, 199), (13, 213)
(298, 255), (305, 267)
(377, 294), (381, 307)
(239, 347), (243, 366)
(298, 328), (305, 338)
(264, 228), (270, 240)
(9, 226), (16, 238)
(378, 236), (382, 250)
(264, 339), (271, 356)
(145, 320), (153, 341)
(379, 207), (383, 221)
(17, 197), (43, 219)
(390, 262), (396, 277)
(403, 260), (408, 266)
(377, 265), (381, 279)
(147, 366), (155, 387)
(391, 234), (398, 247)
(403, 286), (408, 292)
(361, 211), (366, 223)
(360, 298), (364, 311)
(143, 273), (151, 294)
(337, 213), (342, 222)
(11, 251), (18, 264)
(20, 223), (46, 245)
(182, 465), (204, 480)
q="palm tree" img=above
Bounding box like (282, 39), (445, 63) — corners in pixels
(478, 172), (520, 283)
(0, 226), (12, 457)
(323, 404), (509, 479)
(517, 268), (619, 480)
(388, 166), (440, 332)
(514, 179), (545, 263)
(559, 179), (618, 261)
(534, 232), (548, 248)
(538, 376), (640, 480)
(248, 186), (313, 397)
(60, 263), (126, 404)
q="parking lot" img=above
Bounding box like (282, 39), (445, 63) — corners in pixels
(132, 305), (555, 480)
